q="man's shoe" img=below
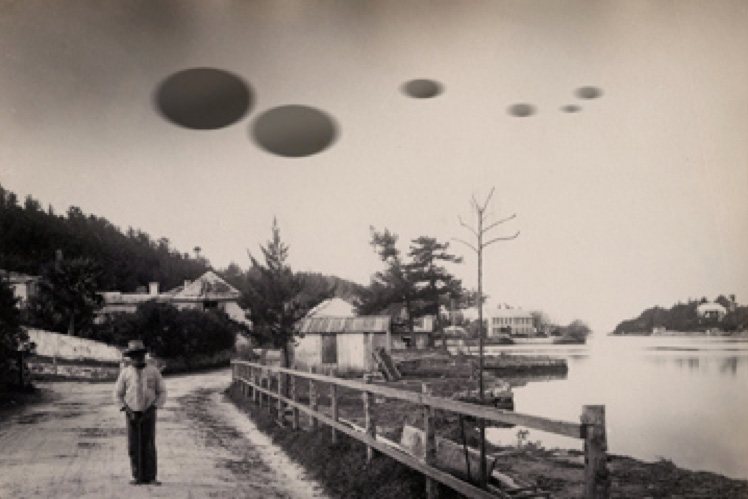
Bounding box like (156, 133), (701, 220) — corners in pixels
(146, 479), (161, 486)
(129, 479), (143, 485)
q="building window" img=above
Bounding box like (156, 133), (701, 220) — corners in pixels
(203, 300), (218, 310)
(321, 334), (337, 364)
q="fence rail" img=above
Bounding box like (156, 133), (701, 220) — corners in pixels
(231, 360), (610, 499)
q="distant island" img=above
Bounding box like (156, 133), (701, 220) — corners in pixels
(612, 295), (748, 336)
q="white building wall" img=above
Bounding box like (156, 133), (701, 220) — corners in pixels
(337, 333), (366, 373)
(293, 334), (322, 371)
(486, 310), (535, 336)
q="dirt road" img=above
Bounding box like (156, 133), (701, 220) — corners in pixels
(0, 368), (328, 498)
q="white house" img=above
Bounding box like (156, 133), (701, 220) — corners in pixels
(697, 302), (727, 322)
(293, 314), (392, 374)
(485, 305), (534, 336)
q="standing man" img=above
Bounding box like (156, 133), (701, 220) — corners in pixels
(114, 339), (168, 485)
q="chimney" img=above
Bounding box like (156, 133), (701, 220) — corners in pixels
(149, 282), (159, 296)
(184, 280), (191, 288)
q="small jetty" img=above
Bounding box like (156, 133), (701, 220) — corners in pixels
(392, 349), (568, 378)
(478, 353), (568, 375)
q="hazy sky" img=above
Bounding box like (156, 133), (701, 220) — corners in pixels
(1, 0), (747, 332)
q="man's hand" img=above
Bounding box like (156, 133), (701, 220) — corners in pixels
(120, 405), (140, 421)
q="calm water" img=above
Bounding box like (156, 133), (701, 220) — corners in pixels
(480, 335), (748, 479)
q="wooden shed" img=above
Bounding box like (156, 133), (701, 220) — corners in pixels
(292, 316), (392, 374)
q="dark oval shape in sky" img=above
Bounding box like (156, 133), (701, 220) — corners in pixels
(402, 79), (443, 99)
(252, 105), (338, 158)
(575, 86), (603, 99)
(508, 103), (536, 117)
(156, 68), (253, 130)
(562, 105), (581, 113)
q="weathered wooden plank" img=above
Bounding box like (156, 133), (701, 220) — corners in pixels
(330, 379), (339, 444)
(309, 366), (318, 430)
(277, 372), (284, 425)
(582, 405), (610, 499)
(422, 383), (437, 499)
(291, 373), (300, 430)
(363, 374), (376, 463)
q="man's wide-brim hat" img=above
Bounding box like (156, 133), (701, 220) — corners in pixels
(123, 340), (148, 357)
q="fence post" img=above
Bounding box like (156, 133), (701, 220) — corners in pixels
(422, 383), (437, 498)
(291, 372), (300, 430)
(267, 372), (274, 414)
(277, 371), (284, 425)
(582, 405), (610, 499)
(252, 367), (259, 404)
(330, 368), (339, 444)
(363, 374), (377, 463)
(247, 366), (254, 400)
(257, 369), (263, 408)
(309, 366), (318, 429)
(260, 369), (271, 412)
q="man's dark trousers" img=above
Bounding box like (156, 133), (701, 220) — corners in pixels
(126, 408), (157, 482)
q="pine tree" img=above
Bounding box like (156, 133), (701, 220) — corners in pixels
(244, 219), (328, 367)
(26, 257), (103, 336)
(408, 236), (463, 349)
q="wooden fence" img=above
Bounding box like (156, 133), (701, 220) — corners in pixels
(231, 360), (610, 499)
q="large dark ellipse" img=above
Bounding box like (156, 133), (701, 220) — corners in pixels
(402, 79), (443, 99)
(252, 105), (338, 158)
(508, 103), (536, 117)
(156, 68), (253, 130)
(575, 86), (603, 99)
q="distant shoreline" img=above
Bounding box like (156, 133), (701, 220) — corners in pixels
(610, 331), (748, 338)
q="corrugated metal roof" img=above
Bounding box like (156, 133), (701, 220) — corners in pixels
(297, 315), (391, 334)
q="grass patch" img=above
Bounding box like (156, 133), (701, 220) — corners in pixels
(226, 383), (465, 499)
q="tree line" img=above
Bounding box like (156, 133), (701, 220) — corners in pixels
(1, 183), (209, 292)
(613, 295), (748, 334)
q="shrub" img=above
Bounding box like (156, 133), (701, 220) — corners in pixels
(1, 277), (32, 389)
(89, 301), (245, 360)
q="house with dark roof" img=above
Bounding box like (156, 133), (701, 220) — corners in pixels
(97, 271), (250, 326)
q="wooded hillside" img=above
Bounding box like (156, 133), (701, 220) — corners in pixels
(0, 183), (363, 300)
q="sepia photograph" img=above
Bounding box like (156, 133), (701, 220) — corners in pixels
(1, 0), (747, 497)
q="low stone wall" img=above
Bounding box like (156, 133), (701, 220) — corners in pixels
(27, 356), (121, 382)
(27, 349), (235, 381)
(26, 329), (122, 363)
